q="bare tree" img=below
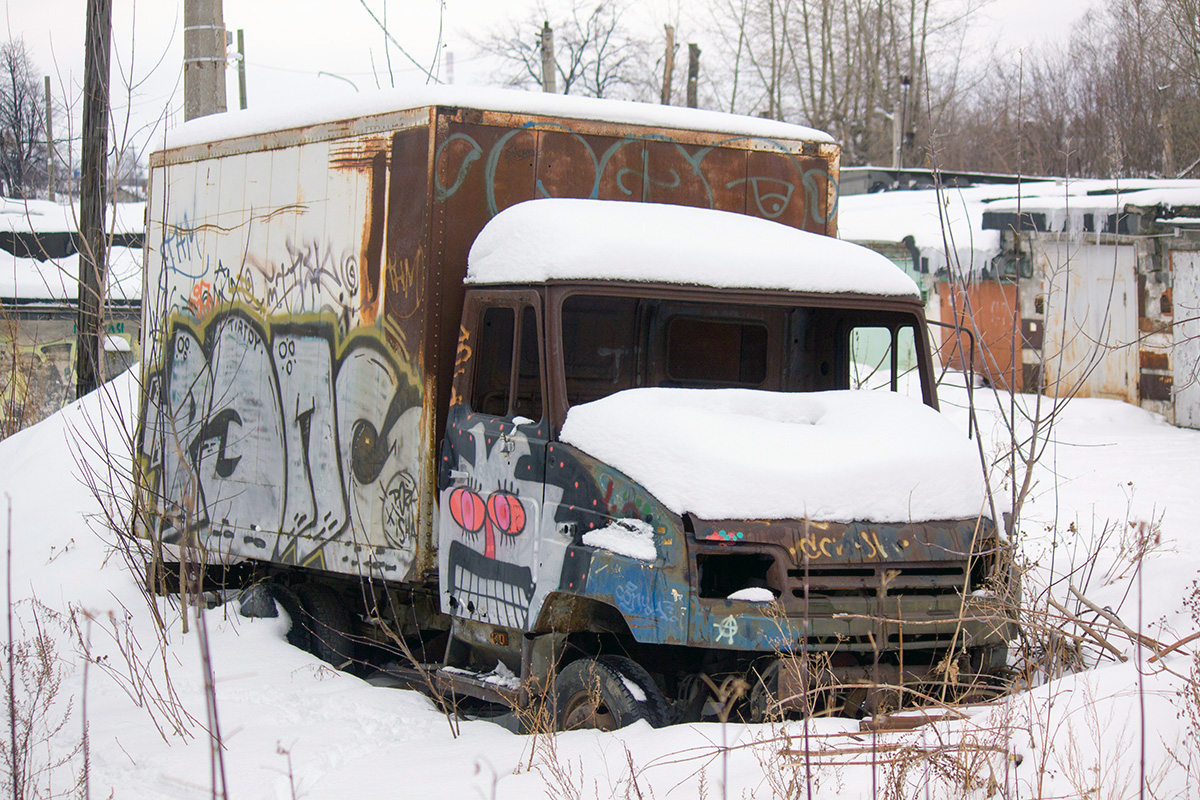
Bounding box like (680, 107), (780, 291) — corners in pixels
(471, 0), (652, 99)
(700, 0), (983, 166)
(934, 0), (1200, 179)
(0, 40), (48, 199)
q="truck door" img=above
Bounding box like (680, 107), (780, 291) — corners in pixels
(439, 291), (548, 631)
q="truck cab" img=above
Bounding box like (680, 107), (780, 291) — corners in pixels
(436, 199), (1010, 725)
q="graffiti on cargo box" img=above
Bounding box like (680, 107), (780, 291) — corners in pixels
(433, 122), (837, 227)
(155, 210), (367, 328)
(138, 307), (422, 574)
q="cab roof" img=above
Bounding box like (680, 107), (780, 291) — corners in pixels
(466, 199), (920, 298)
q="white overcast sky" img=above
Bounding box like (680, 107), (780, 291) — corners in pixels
(4, 0), (1097, 161)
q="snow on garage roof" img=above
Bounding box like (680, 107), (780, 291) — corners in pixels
(467, 199), (921, 297)
(164, 85), (834, 150)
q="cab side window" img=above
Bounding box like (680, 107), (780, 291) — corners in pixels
(470, 304), (543, 420)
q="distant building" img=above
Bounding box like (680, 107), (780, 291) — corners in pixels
(0, 198), (143, 435)
(840, 175), (1200, 428)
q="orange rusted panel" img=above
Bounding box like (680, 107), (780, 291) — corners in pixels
(536, 131), (646, 202)
(936, 281), (1020, 390)
(642, 140), (746, 211)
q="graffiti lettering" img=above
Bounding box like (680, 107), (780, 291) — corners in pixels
(433, 122), (838, 227)
(790, 530), (896, 561)
(280, 236), (359, 309)
(160, 213), (204, 278)
(611, 579), (681, 626)
(140, 309), (422, 572)
(189, 280), (216, 317)
(727, 177), (795, 219)
(448, 325), (472, 409)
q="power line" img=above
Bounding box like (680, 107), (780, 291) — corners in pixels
(355, 0), (441, 84)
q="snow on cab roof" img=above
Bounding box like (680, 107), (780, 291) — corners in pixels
(163, 85), (834, 150)
(467, 199), (921, 297)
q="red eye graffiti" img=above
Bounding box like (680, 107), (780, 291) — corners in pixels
(449, 487), (526, 559)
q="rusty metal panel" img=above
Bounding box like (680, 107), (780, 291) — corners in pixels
(385, 128), (433, 353)
(936, 281), (1019, 390)
(743, 150), (833, 234)
(640, 140), (745, 211)
(1140, 350), (1169, 370)
(1140, 373), (1172, 401)
(435, 121), (537, 272)
(1041, 242), (1138, 402)
(1021, 318), (1044, 350)
(535, 130), (647, 201)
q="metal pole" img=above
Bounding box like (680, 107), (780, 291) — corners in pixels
(237, 28), (247, 110)
(686, 43), (700, 108)
(76, 0), (111, 399)
(661, 25), (675, 105)
(891, 105), (901, 170)
(540, 22), (556, 93)
(445, 50), (455, 85)
(43, 76), (54, 201)
(183, 0), (228, 120)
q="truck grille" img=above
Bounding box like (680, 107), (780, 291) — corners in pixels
(786, 563), (970, 600)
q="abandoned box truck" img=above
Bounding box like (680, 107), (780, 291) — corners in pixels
(136, 87), (1011, 729)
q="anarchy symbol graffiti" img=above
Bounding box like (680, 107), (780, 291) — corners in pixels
(714, 614), (739, 645)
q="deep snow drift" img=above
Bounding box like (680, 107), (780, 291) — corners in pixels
(0, 371), (1197, 799)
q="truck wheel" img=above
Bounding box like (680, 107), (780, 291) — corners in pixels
(748, 660), (782, 723)
(294, 583), (355, 669)
(554, 655), (667, 731)
(238, 582), (311, 652)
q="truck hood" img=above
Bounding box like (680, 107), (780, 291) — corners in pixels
(558, 388), (985, 524)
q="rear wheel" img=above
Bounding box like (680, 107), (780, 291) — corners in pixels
(238, 582), (310, 651)
(553, 655), (668, 731)
(294, 583), (355, 668)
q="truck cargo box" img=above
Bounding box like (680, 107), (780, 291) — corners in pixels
(136, 87), (841, 585)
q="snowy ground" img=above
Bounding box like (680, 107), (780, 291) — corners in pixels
(0, 371), (1197, 799)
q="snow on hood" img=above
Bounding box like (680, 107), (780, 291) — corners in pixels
(558, 388), (985, 523)
(468, 199), (920, 297)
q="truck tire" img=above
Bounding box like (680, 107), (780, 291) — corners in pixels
(553, 655), (668, 731)
(294, 583), (355, 669)
(238, 582), (311, 652)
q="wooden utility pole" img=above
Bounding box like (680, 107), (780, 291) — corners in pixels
(43, 76), (54, 201)
(686, 43), (700, 108)
(236, 29), (247, 110)
(661, 25), (675, 105)
(184, 0), (227, 120)
(540, 22), (557, 93)
(76, 0), (111, 399)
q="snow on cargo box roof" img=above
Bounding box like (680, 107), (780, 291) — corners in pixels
(163, 85), (834, 151)
(467, 199), (920, 296)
